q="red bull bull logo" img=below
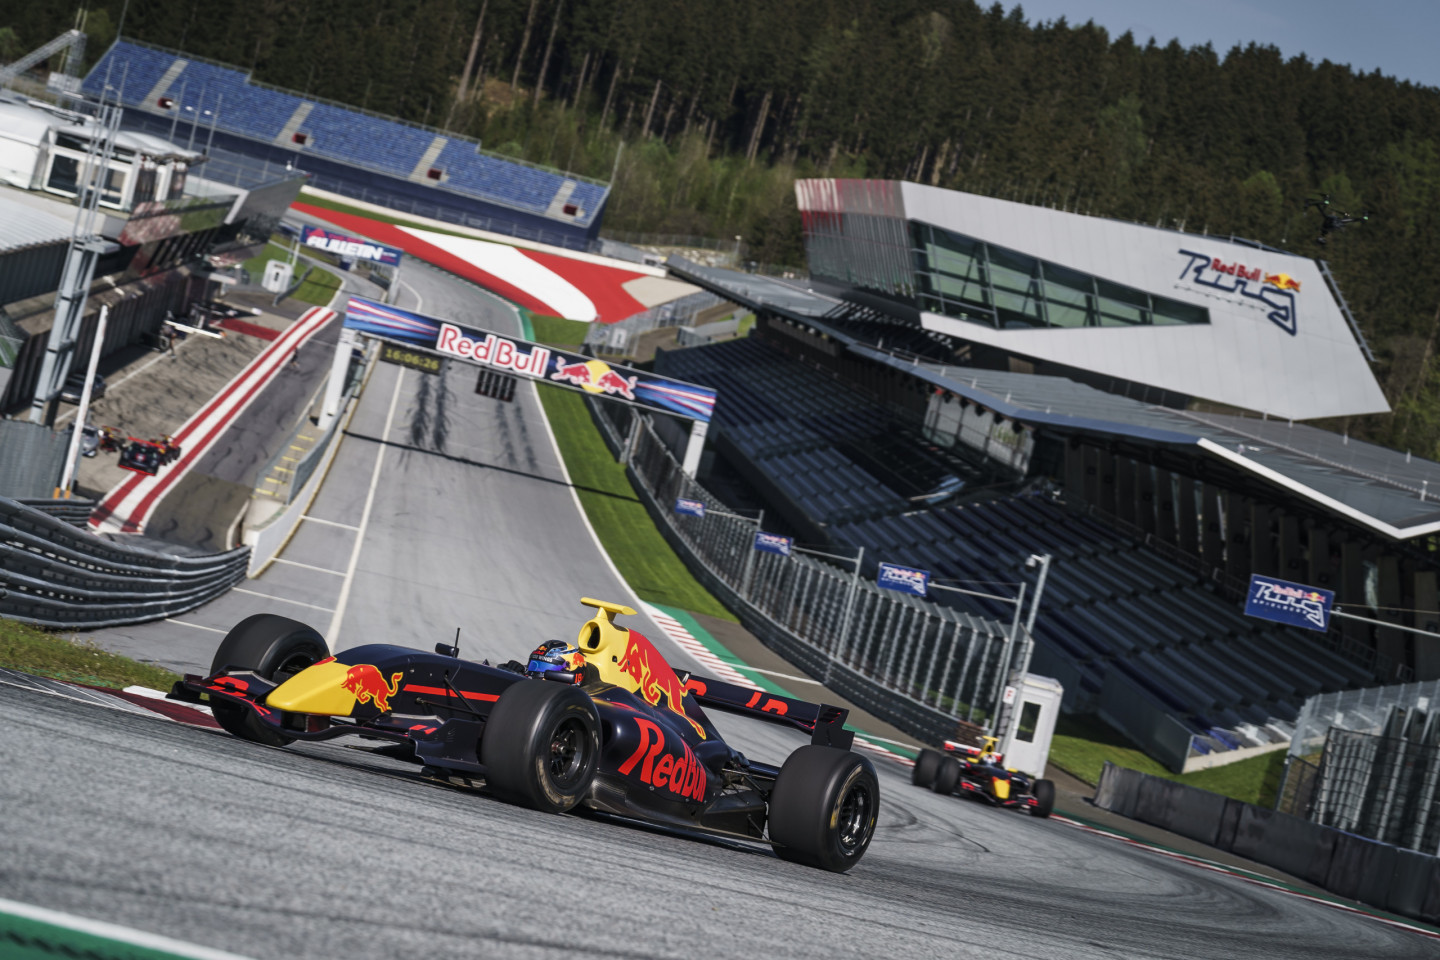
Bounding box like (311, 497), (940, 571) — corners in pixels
(1265, 273), (1302, 292)
(550, 356), (638, 401)
(341, 664), (404, 713)
(619, 631), (706, 739)
(618, 717), (708, 801)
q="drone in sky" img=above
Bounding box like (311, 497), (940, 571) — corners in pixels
(1304, 194), (1369, 245)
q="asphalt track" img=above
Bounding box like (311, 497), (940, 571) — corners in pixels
(5, 231), (1435, 958)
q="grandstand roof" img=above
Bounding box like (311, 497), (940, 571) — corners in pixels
(0, 193), (72, 254)
(668, 257), (1440, 541)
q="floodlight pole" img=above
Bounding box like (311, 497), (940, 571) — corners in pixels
(55, 304), (108, 498)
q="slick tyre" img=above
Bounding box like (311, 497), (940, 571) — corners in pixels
(1031, 778), (1056, 818)
(768, 746), (879, 873)
(932, 757), (961, 795)
(912, 748), (944, 789)
(209, 614), (328, 747)
(482, 680), (600, 814)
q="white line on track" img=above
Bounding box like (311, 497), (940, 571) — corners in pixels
(273, 558), (347, 576)
(231, 587), (336, 613)
(399, 278), (423, 313)
(300, 515), (361, 530)
(163, 619), (228, 634)
(326, 365), (405, 644)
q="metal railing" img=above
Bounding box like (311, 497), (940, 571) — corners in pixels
(1304, 704), (1440, 854)
(584, 290), (728, 354)
(589, 397), (1012, 741)
(0, 496), (248, 629)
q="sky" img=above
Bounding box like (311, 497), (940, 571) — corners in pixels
(1005, 0), (1440, 90)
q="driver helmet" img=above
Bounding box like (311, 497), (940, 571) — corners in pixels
(526, 640), (584, 677)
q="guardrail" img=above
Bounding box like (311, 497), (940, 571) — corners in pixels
(16, 498), (97, 527)
(587, 397), (1012, 744)
(0, 496), (248, 629)
(1094, 761), (1440, 925)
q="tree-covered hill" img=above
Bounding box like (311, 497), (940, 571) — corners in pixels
(5, 1), (1440, 449)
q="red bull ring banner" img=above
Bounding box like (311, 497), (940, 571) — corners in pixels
(344, 297), (716, 422)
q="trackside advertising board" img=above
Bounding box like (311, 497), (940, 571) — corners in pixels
(344, 297), (717, 422)
(877, 562), (929, 597)
(754, 532), (793, 557)
(674, 498), (706, 517)
(1244, 574), (1334, 632)
(303, 226), (403, 266)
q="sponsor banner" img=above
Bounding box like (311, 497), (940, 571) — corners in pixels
(1244, 574), (1334, 632)
(379, 342), (441, 374)
(877, 561), (929, 597)
(754, 532), (793, 557)
(302, 226), (403, 266)
(674, 498), (706, 518)
(343, 297), (716, 422)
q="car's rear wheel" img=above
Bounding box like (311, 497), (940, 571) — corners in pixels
(208, 614), (328, 747)
(1031, 778), (1055, 818)
(932, 756), (961, 795)
(912, 748), (944, 788)
(481, 680), (600, 814)
(768, 746), (879, 873)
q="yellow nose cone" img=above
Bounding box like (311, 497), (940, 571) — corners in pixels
(266, 660), (358, 715)
(992, 777), (1011, 800)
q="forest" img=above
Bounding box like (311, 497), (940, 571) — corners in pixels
(3, 1), (1440, 451)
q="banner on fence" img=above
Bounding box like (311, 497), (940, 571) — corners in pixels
(877, 561), (929, 597)
(1244, 574), (1334, 631)
(302, 226), (403, 266)
(753, 532), (793, 557)
(674, 497), (706, 518)
(344, 297), (717, 422)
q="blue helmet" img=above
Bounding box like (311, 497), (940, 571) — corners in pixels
(527, 640), (580, 677)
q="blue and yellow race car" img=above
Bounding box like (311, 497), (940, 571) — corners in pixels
(170, 597), (879, 872)
(911, 737), (1055, 817)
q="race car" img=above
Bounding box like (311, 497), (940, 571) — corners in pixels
(168, 597), (879, 872)
(910, 736), (1054, 818)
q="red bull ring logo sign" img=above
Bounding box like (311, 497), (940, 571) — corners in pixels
(344, 297), (716, 422)
(1177, 249), (1302, 335)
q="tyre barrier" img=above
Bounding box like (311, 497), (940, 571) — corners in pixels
(0, 496), (248, 629)
(1094, 761), (1440, 924)
(16, 498), (97, 527)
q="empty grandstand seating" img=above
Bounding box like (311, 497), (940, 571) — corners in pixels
(661, 332), (1378, 757)
(82, 40), (605, 225)
(657, 336), (991, 528)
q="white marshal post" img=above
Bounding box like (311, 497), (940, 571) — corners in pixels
(681, 418), (708, 476)
(318, 327), (358, 431)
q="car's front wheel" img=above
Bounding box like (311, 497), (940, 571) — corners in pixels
(481, 680), (600, 814)
(768, 745), (879, 872)
(208, 614), (329, 747)
(911, 748), (944, 789)
(1031, 778), (1055, 818)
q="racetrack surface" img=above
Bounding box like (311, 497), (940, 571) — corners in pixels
(0, 682), (1427, 960)
(29, 226), (1437, 959)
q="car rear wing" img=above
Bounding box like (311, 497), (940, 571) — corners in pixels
(678, 671), (854, 750)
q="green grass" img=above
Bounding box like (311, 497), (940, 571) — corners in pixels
(535, 387), (735, 621)
(241, 241), (343, 306)
(1049, 712), (1289, 806)
(0, 618), (180, 691)
(736, 312), (756, 337)
(530, 314), (591, 348)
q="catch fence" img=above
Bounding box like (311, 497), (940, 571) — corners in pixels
(589, 397), (1013, 741)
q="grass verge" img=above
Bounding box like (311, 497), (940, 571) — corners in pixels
(241, 241), (343, 306)
(0, 618), (180, 691)
(530, 314), (592, 349)
(1049, 712), (1289, 806)
(535, 386), (735, 621)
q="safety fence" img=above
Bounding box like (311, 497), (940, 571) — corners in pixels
(1301, 704), (1440, 855)
(584, 290), (729, 356)
(1095, 761), (1440, 925)
(0, 496), (248, 629)
(588, 398), (1013, 743)
(0, 420), (72, 500)
(17, 498), (97, 527)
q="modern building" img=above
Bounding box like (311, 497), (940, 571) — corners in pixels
(795, 179), (1386, 422)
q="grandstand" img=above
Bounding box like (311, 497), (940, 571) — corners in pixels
(660, 250), (1440, 770)
(82, 39), (608, 249)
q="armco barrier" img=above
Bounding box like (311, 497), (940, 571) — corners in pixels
(0, 497), (248, 628)
(17, 498), (97, 527)
(1094, 761), (1440, 925)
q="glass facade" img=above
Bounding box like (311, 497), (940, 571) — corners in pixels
(911, 222), (1209, 330)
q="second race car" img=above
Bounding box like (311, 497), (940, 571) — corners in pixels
(910, 736), (1055, 817)
(169, 597), (879, 872)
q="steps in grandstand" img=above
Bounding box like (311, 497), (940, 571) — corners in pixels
(657, 331), (1378, 761)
